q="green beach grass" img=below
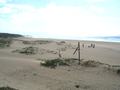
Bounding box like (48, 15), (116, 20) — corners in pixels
(12, 46), (38, 55)
(0, 39), (12, 47)
(0, 86), (17, 90)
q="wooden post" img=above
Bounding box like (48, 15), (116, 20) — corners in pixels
(78, 42), (80, 65)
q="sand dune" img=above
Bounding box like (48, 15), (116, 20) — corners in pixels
(0, 37), (120, 90)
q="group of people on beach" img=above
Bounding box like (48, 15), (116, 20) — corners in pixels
(82, 43), (95, 48)
(91, 44), (95, 48)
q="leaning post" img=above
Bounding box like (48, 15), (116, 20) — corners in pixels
(78, 42), (80, 65)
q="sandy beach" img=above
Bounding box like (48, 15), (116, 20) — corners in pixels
(0, 37), (120, 90)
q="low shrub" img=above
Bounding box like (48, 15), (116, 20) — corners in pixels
(0, 86), (17, 90)
(35, 40), (52, 44)
(117, 69), (120, 74)
(64, 58), (79, 62)
(82, 60), (101, 67)
(46, 50), (57, 54)
(40, 59), (68, 68)
(22, 40), (52, 45)
(12, 46), (38, 55)
(22, 41), (31, 44)
(40, 58), (83, 68)
(0, 39), (12, 47)
(56, 42), (63, 45)
(112, 65), (120, 67)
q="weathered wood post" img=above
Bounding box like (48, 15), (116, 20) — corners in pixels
(78, 42), (80, 65)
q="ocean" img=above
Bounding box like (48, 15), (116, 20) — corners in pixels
(78, 36), (120, 42)
(50, 36), (120, 43)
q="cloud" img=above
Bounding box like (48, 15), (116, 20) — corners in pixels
(0, 7), (17, 13)
(108, 18), (120, 20)
(0, 3), (34, 13)
(87, 0), (105, 1)
(90, 6), (105, 11)
(4, 4), (34, 11)
(3, 2), (94, 37)
(109, 6), (113, 8)
(0, 15), (5, 17)
(0, 0), (11, 4)
(1, 2), (118, 37)
(9, 2), (85, 24)
(0, 0), (6, 3)
(5, 2), (84, 13)
(0, 18), (6, 23)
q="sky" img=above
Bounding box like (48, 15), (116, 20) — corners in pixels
(0, 0), (120, 38)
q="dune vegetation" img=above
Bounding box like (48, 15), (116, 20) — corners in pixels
(12, 46), (38, 55)
(0, 39), (12, 47)
(40, 58), (120, 74)
(22, 40), (52, 45)
(0, 86), (17, 90)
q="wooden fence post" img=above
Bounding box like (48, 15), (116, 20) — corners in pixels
(78, 42), (80, 65)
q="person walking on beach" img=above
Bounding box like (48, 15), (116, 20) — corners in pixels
(82, 43), (84, 47)
(93, 44), (95, 48)
(59, 50), (62, 58)
(91, 44), (93, 47)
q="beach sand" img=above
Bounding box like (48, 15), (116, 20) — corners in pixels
(0, 37), (120, 90)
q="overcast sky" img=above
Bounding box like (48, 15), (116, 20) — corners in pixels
(0, 0), (120, 38)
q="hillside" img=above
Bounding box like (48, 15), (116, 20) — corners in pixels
(0, 33), (23, 38)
